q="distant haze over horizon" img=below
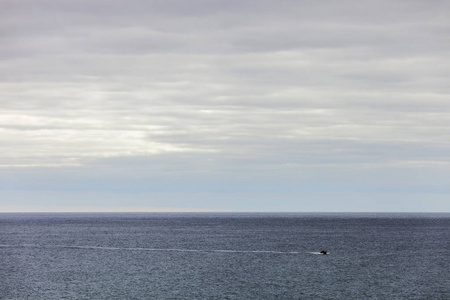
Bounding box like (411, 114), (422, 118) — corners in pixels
(1, 0), (449, 212)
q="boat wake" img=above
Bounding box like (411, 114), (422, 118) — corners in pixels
(0, 244), (302, 254)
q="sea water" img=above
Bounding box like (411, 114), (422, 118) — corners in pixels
(1, 213), (449, 299)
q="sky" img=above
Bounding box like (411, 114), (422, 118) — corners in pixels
(1, 0), (449, 212)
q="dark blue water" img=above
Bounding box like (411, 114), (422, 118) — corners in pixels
(1, 213), (449, 299)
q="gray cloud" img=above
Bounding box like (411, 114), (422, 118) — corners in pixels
(1, 0), (449, 211)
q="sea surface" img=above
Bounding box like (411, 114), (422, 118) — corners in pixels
(0, 213), (449, 299)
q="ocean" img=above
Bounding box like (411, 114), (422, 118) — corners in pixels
(1, 213), (449, 299)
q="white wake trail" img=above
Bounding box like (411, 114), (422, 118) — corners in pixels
(0, 244), (302, 254)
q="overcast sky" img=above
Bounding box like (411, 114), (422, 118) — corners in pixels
(1, 0), (449, 212)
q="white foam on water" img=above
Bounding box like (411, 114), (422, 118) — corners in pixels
(0, 244), (302, 254)
(309, 252), (329, 255)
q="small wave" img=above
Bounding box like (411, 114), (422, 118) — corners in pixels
(0, 244), (301, 254)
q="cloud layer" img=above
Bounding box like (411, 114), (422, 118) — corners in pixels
(1, 0), (449, 211)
